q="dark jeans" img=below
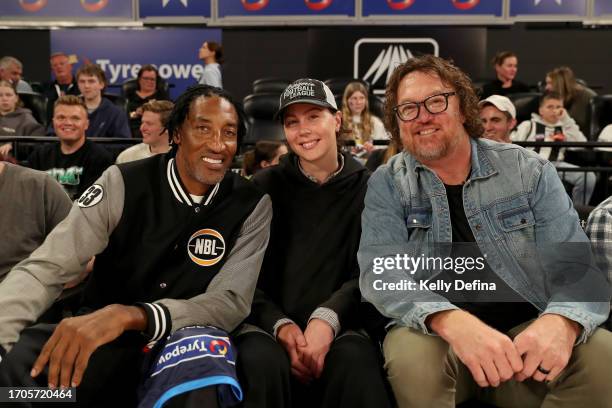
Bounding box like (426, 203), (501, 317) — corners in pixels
(235, 330), (393, 408)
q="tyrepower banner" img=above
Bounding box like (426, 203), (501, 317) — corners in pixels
(51, 28), (222, 99)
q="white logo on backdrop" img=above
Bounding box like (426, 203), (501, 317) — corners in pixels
(354, 38), (439, 95)
(162, 0), (189, 7)
(534, 0), (562, 6)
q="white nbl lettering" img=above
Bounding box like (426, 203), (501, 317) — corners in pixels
(194, 239), (218, 256)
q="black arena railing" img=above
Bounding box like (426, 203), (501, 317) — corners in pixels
(3, 136), (612, 205)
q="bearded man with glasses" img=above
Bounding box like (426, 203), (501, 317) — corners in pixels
(358, 55), (611, 408)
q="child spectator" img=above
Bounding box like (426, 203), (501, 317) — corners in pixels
(545, 66), (597, 136)
(241, 140), (288, 177)
(0, 80), (45, 159)
(513, 91), (595, 205)
(341, 81), (388, 160)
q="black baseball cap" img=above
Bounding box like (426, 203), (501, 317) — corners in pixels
(275, 78), (338, 120)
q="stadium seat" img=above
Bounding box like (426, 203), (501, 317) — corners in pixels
(103, 93), (128, 113)
(508, 92), (541, 125)
(472, 79), (488, 98)
(252, 78), (291, 94)
(120, 78), (169, 98)
(589, 94), (612, 141)
(29, 82), (44, 94)
(18, 92), (48, 128)
(369, 94), (385, 119)
(242, 93), (285, 145)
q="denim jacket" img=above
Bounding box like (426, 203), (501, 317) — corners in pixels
(358, 137), (610, 344)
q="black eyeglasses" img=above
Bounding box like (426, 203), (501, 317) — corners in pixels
(393, 92), (457, 122)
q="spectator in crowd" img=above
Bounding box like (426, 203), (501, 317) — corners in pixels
(0, 56), (33, 94)
(597, 123), (612, 147)
(513, 91), (595, 205)
(28, 95), (113, 200)
(241, 140), (288, 177)
(125, 65), (170, 138)
(238, 78), (392, 408)
(341, 81), (388, 160)
(41, 52), (80, 124)
(197, 41), (223, 88)
(74, 64), (130, 138)
(0, 80), (45, 159)
(116, 99), (173, 164)
(0, 161), (71, 281)
(481, 51), (529, 98)
(585, 195), (612, 330)
(359, 55), (611, 408)
(478, 95), (517, 143)
(0, 85), (272, 407)
(545, 66), (597, 136)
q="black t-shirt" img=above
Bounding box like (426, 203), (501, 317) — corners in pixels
(27, 139), (113, 200)
(444, 183), (538, 332)
(480, 79), (531, 99)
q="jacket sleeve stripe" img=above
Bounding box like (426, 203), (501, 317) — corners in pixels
(138, 302), (171, 342)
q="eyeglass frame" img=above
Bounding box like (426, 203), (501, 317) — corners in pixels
(392, 91), (457, 122)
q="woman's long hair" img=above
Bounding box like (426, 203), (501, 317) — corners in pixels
(341, 81), (373, 143)
(547, 66), (582, 107)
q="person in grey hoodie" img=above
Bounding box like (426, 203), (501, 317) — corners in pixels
(0, 80), (45, 158)
(512, 91), (595, 206)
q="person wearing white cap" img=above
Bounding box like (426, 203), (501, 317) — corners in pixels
(478, 95), (517, 143)
(236, 78), (393, 408)
(596, 123), (612, 151)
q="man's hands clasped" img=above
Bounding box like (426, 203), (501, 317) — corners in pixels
(430, 310), (579, 388)
(276, 319), (334, 384)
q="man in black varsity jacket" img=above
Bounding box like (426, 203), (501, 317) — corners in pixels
(0, 85), (272, 407)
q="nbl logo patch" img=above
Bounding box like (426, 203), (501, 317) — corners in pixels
(77, 184), (104, 208)
(187, 229), (226, 267)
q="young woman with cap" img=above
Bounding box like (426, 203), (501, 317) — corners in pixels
(236, 78), (392, 408)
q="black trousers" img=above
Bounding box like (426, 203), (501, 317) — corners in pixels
(234, 331), (393, 408)
(0, 323), (218, 408)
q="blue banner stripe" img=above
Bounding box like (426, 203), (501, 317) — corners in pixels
(139, 0), (211, 18)
(0, 0), (132, 18)
(363, 0), (503, 16)
(153, 376), (243, 408)
(219, 0), (355, 17)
